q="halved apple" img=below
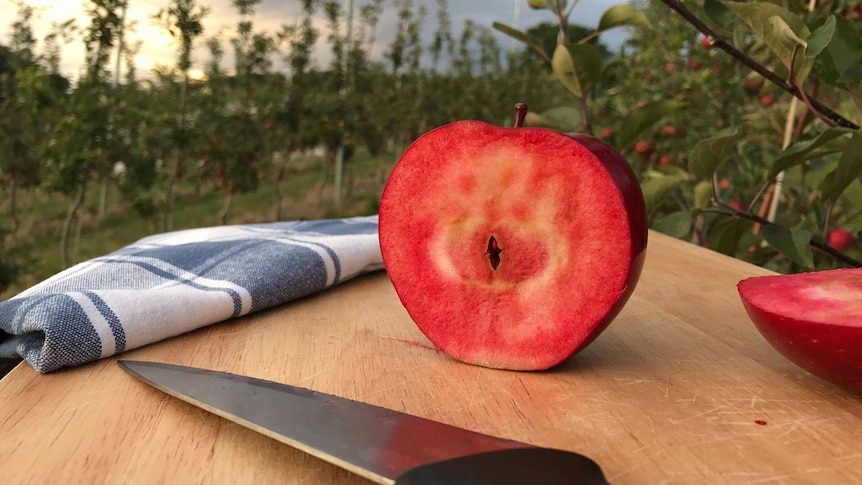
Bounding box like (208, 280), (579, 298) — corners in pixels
(379, 116), (647, 370)
(739, 269), (862, 394)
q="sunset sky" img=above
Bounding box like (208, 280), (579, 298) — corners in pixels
(0, 0), (626, 80)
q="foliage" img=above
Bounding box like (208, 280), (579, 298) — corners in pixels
(4, 0), (861, 299)
(498, 0), (862, 273)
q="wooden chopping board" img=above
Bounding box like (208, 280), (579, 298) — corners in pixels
(1, 231), (861, 484)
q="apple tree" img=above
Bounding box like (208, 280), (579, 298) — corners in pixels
(497, 0), (862, 273)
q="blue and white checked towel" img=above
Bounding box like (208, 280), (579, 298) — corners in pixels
(0, 215), (384, 373)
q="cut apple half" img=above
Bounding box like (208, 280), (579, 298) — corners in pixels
(379, 113), (647, 371)
(738, 268), (862, 394)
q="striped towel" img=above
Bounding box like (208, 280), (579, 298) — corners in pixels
(0, 215), (384, 373)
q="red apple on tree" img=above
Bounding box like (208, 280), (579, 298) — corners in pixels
(760, 93), (775, 107)
(379, 104), (648, 371)
(828, 228), (855, 252)
(601, 127), (614, 140)
(739, 269), (862, 394)
(634, 140), (652, 156)
(701, 35), (714, 49)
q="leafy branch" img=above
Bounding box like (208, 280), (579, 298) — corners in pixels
(658, 0), (859, 130)
(709, 172), (862, 267)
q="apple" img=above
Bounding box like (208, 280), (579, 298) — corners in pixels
(659, 155), (672, 166)
(601, 127), (614, 140)
(760, 94), (775, 108)
(662, 125), (677, 137)
(689, 59), (702, 71)
(719, 178), (730, 190)
(701, 35), (714, 49)
(738, 269), (862, 394)
(744, 77), (764, 93)
(378, 104), (648, 371)
(664, 63), (674, 74)
(634, 140), (652, 156)
(828, 228), (855, 252)
(730, 201), (745, 210)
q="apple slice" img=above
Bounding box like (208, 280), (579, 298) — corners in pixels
(738, 268), (862, 393)
(379, 105), (647, 370)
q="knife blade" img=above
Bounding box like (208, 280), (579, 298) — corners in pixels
(119, 360), (607, 485)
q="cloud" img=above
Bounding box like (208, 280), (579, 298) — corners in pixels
(0, 0), (630, 79)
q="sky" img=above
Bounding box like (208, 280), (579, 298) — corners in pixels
(0, 0), (627, 80)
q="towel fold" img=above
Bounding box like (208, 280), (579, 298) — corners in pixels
(0, 215), (384, 373)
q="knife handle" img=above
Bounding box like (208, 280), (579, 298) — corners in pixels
(393, 447), (608, 485)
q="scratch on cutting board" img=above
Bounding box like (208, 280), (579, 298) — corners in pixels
(668, 405), (728, 425)
(750, 394), (762, 408)
(378, 335), (441, 352)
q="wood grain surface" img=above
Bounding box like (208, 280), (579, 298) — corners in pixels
(1, 231), (861, 484)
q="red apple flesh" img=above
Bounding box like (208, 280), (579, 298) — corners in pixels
(738, 269), (862, 394)
(379, 114), (647, 370)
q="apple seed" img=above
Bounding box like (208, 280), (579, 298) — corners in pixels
(486, 235), (502, 270)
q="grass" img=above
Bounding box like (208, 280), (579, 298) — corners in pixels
(1, 150), (394, 298)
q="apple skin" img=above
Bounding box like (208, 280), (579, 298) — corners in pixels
(738, 270), (862, 394)
(379, 121), (647, 370)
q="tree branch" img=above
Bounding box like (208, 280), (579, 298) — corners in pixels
(708, 201), (862, 268)
(658, 0), (859, 130)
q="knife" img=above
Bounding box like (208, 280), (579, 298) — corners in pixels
(119, 361), (607, 484)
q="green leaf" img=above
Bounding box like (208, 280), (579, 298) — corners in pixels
(617, 100), (677, 150)
(687, 130), (742, 179)
(708, 218), (753, 256)
(821, 15), (862, 84)
(769, 128), (852, 178)
(823, 132), (862, 203)
(641, 174), (685, 215)
(694, 181), (714, 209)
(527, 0), (567, 13)
(704, 0), (735, 29)
(654, 211), (692, 238)
(761, 223), (814, 268)
(724, 1), (812, 82)
(492, 22), (550, 61)
(551, 43), (603, 99)
(597, 5), (651, 33)
(806, 15), (835, 59)
(524, 106), (583, 132)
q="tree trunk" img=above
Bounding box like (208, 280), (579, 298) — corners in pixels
(163, 71), (189, 232)
(9, 180), (18, 232)
(61, 184), (87, 269)
(218, 192), (233, 225)
(98, 178), (109, 219)
(274, 161), (286, 221)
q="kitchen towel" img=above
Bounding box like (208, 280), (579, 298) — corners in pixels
(0, 215), (384, 373)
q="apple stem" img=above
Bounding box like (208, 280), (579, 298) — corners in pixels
(487, 236), (502, 270)
(514, 103), (528, 128)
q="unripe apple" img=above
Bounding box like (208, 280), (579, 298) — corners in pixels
(744, 77), (764, 93)
(828, 228), (855, 252)
(760, 94), (775, 108)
